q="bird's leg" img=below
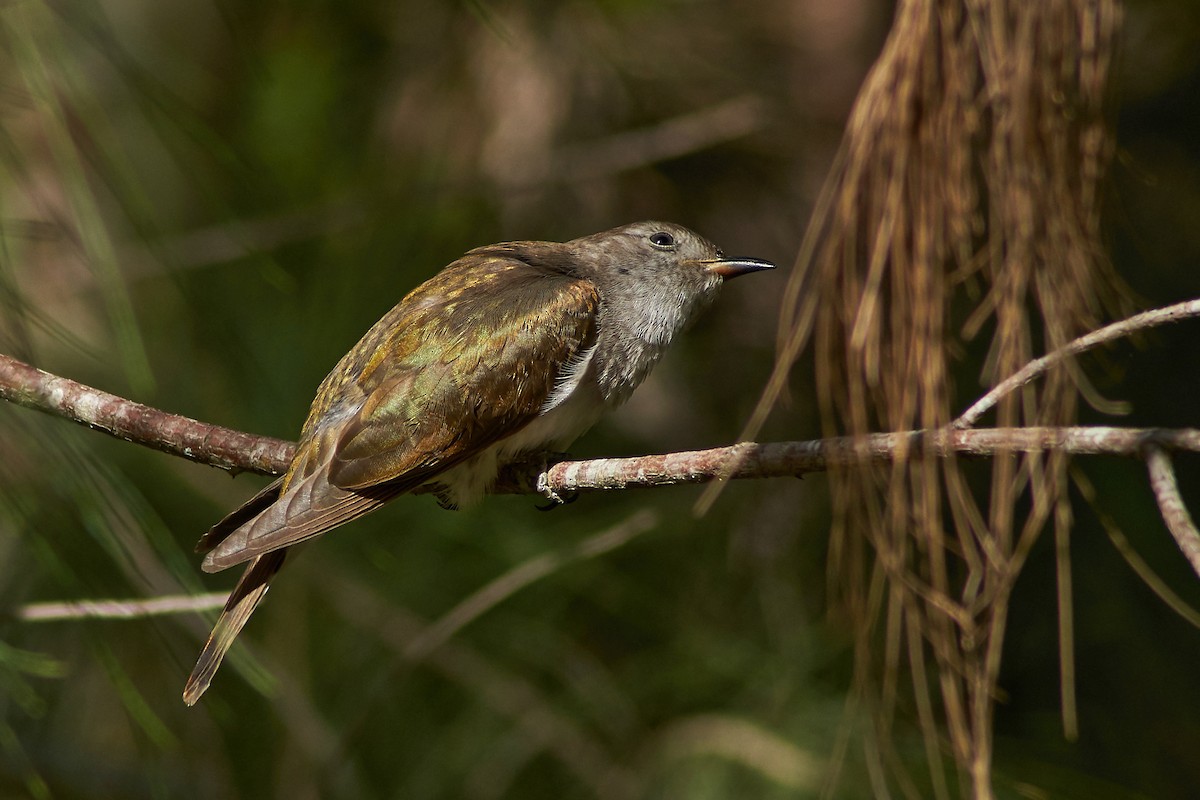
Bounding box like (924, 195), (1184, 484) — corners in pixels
(506, 450), (578, 510)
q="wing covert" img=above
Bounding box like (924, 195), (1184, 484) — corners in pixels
(327, 255), (600, 491)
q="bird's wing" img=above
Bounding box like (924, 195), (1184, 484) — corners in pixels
(328, 259), (600, 489)
(200, 254), (599, 571)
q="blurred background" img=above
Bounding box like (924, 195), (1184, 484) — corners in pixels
(0, 0), (1198, 797)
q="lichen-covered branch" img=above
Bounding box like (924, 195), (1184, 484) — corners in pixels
(495, 427), (1200, 494)
(4, 353), (1200, 498)
(0, 353), (293, 475)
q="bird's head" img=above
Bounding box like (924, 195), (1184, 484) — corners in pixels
(565, 221), (775, 343)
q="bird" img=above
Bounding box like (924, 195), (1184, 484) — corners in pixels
(183, 220), (774, 704)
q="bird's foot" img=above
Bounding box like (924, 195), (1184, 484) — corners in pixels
(536, 473), (579, 511)
(523, 451), (577, 511)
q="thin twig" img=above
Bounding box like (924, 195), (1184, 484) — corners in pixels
(1072, 467), (1200, 630)
(649, 714), (823, 791)
(1145, 445), (1200, 580)
(1054, 491), (1078, 741)
(506, 95), (769, 186)
(402, 509), (658, 661)
(324, 573), (641, 799)
(956, 299), (1200, 429)
(17, 592), (229, 622)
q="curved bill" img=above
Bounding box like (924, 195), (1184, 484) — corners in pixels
(702, 257), (776, 279)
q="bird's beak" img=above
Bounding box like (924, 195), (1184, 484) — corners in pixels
(702, 257), (776, 279)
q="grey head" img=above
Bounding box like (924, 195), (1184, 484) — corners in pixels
(559, 221), (775, 404)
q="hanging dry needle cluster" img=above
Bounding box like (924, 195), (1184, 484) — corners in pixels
(771, 1), (1128, 796)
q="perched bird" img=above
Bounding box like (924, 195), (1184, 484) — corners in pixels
(184, 221), (773, 704)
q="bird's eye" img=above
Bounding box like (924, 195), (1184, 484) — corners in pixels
(649, 232), (676, 249)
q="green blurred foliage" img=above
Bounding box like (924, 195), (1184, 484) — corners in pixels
(0, 0), (1197, 798)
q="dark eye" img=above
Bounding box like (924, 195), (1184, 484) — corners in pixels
(649, 232), (676, 249)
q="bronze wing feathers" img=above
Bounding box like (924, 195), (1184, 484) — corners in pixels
(199, 253), (599, 571)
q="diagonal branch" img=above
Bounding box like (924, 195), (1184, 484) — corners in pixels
(0, 353), (293, 475)
(400, 509), (659, 662)
(955, 299), (1200, 429)
(1145, 446), (1200, 580)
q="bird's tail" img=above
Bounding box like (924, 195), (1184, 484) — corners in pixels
(194, 477), (285, 554)
(182, 550), (286, 705)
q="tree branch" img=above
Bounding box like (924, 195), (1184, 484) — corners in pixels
(499, 427), (1200, 494)
(0, 353), (293, 475)
(1145, 446), (1200, 580)
(3, 353), (1200, 498)
(955, 299), (1200, 429)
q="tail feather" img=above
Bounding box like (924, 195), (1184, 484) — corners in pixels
(182, 550), (286, 706)
(195, 477), (285, 554)
(200, 478), (400, 572)
(194, 474), (285, 556)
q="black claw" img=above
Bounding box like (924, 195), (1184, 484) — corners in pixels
(535, 490), (579, 511)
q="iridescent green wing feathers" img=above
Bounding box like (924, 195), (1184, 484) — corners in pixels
(199, 253), (598, 570)
(326, 253), (600, 490)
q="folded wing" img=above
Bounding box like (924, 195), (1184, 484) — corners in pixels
(200, 253), (600, 571)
